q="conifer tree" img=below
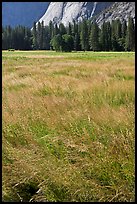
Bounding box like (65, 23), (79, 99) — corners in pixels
(80, 19), (89, 51)
(24, 27), (32, 50)
(37, 21), (42, 49)
(89, 22), (100, 51)
(67, 22), (73, 36)
(99, 22), (108, 51)
(2, 16), (135, 52)
(115, 19), (122, 39)
(49, 20), (54, 40)
(54, 24), (59, 36)
(40, 21), (44, 49)
(72, 20), (81, 51)
(106, 21), (112, 51)
(125, 17), (135, 51)
(111, 20), (119, 51)
(32, 22), (38, 50)
(59, 23), (67, 36)
(122, 20), (127, 39)
(43, 26), (50, 50)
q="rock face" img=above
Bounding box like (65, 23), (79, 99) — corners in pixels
(38, 2), (114, 26)
(38, 2), (135, 27)
(95, 2), (135, 26)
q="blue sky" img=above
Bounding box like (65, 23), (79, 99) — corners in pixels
(2, 2), (50, 27)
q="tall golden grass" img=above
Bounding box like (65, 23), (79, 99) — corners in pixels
(2, 51), (135, 202)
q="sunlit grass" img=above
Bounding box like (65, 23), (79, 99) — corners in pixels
(2, 50), (135, 202)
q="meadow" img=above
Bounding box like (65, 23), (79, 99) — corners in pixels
(2, 50), (135, 202)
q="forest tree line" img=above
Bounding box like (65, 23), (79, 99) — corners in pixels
(2, 16), (135, 52)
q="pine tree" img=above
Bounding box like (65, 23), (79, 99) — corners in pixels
(49, 20), (54, 40)
(37, 21), (42, 49)
(106, 22), (112, 51)
(117, 20), (127, 51)
(2, 16), (135, 52)
(111, 20), (119, 51)
(72, 20), (81, 51)
(80, 19), (89, 51)
(7, 25), (12, 49)
(2, 27), (8, 49)
(122, 20), (127, 39)
(32, 22), (38, 50)
(43, 26), (50, 50)
(89, 22), (100, 51)
(59, 23), (67, 36)
(115, 19), (122, 39)
(99, 22), (107, 51)
(24, 27), (32, 50)
(100, 21), (112, 51)
(67, 22), (72, 36)
(54, 24), (59, 36)
(120, 20), (127, 51)
(40, 21), (44, 49)
(125, 17), (135, 51)
(111, 19), (125, 51)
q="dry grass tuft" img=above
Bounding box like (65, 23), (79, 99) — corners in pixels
(2, 51), (135, 202)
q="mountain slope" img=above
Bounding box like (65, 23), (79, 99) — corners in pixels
(38, 2), (135, 27)
(38, 2), (114, 26)
(95, 2), (135, 26)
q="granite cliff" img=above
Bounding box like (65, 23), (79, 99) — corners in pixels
(38, 2), (135, 27)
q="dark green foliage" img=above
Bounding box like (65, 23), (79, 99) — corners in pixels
(122, 20), (127, 39)
(2, 17), (135, 52)
(99, 22), (112, 51)
(51, 34), (74, 52)
(115, 19), (122, 39)
(125, 17), (135, 51)
(49, 20), (54, 40)
(37, 21), (43, 49)
(59, 23), (67, 36)
(67, 22), (73, 36)
(43, 26), (50, 50)
(50, 34), (63, 51)
(111, 19), (127, 51)
(105, 22), (112, 51)
(62, 34), (74, 52)
(89, 22), (100, 51)
(54, 24), (60, 36)
(80, 19), (89, 51)
(32, 21), (38, 50)
(72, 20), (81, 51)
(2, 25), (32, 50)
(111, 20), (120, 51)
(99, 22), (106, 51)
